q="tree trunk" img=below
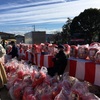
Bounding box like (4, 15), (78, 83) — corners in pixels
(98, 33), (100, 42)
(89, 34), (92, 44)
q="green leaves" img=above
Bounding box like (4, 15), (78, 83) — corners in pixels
(70, 8), (100, 44)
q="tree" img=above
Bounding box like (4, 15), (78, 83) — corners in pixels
(52, 31), (62, 44)
(52, 18), (72, 44)
(70, 8), (100, 44)
(62, 17), (72, 43)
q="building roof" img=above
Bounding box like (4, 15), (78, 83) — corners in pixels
(0, 32), (14, 35)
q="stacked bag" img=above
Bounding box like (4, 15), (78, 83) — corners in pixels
(70, 42), (100, 64)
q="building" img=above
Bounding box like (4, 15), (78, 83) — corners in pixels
(15, 35), (25, 44)
(0, 32), (16, 45)
(0, 32), (15, 41)
(24, 31), (46, 44)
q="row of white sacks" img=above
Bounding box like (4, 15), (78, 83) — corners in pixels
(5, 42), (100, 65)
(70, 42), (100, 63)
(6, 43), (70, 65)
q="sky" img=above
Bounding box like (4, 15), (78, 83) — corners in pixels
(0, 0), (100, 35)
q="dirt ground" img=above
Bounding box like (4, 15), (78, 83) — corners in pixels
(88, 84), (100, 98)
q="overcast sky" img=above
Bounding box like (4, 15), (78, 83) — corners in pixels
(0, 0), (100, 35)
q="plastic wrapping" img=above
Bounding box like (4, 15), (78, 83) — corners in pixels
(77, 44), (89, 59)
(54, 88), (68, 100)
(95, 50), (100, 64)
(9, 86), (16, 100)
(6, 76), (21, 89)
(22, 86), (35, 100)
(64, 44), (70, 55)
(69, 80), (89, 100)
(32, 67), (47, 88)
(4, 52), (100, 100)
(90, 42), (100, 46)
(70, 45), (78, 58)
(88, 46), (99, 61)
(82, 93), (100, 100)
(9, 80), (23, 100)
(35, 83), (52, 100)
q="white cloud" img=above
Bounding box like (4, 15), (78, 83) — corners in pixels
(0, 0), (100, 34)
(0, 0), (64, 10)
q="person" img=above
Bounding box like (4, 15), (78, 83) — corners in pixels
(0, 44), (7, 88)
(48, 44), (68, 77)
(0, 44), (6, 58)
(1, 39), (6, 49)
(8, 41), (18, 59)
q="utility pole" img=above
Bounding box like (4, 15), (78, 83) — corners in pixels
(32, 25), (35, 31)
